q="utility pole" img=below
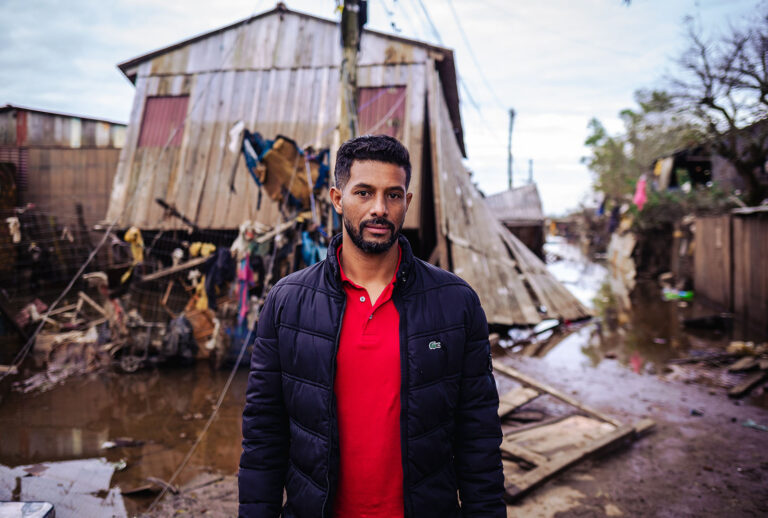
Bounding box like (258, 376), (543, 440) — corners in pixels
(528, 158), (533, 184)
(507, 108), (515, 190)
(338, 0), (367, 144)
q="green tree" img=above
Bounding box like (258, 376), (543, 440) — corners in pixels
(583, 89), (700, 204)
(669, 10), (768, 205)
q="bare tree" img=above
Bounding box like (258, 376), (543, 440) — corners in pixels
(671, 11), (768, 205)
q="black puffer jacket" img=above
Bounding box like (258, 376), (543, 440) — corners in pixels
(239, 234), (505, 517)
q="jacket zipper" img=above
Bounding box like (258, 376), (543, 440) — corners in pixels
(394, 285), (411, 518)
(321, 297), (345, 518)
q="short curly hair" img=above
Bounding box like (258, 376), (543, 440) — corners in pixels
(334, 134), (411, 191)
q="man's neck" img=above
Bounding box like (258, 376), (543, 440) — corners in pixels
(339, 235), (400, 296)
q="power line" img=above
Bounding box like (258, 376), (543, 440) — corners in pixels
(444, 0), (506, 110)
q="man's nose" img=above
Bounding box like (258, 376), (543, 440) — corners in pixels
(370, 192), (388, 217)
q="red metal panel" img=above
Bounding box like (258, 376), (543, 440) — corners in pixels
(357, 86), (406, 140)
(16, 110), (27, 147)
(137, 96), (189, 148)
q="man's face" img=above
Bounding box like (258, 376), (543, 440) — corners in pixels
(330, 160), (412, 254)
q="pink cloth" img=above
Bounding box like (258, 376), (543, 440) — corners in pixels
(633, 176), (647, 211)
(237, 255), (254, 322)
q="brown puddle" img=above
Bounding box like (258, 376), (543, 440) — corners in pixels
(0, 363), (248, 516)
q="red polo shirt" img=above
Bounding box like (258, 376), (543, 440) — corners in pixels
(334, 245), (404, 518)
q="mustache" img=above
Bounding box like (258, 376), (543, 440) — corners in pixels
(360, 217), (395, 232)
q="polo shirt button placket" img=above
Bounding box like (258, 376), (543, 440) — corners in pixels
(359, 296), (366, 303)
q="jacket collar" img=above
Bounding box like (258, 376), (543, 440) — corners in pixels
(325, 233), (415, 295)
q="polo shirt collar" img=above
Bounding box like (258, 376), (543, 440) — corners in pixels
(336, 243), (402, 290)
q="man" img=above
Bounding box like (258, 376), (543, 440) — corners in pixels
(239, 135), (505, 517)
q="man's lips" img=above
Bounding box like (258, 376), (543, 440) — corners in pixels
(364, 224), (393, 235)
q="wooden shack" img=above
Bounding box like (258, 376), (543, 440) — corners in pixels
(105, 4), (589, 326)
(485, 184), (545, 259)
(0, 104), (126, 229)
(694, 207), (768, 333)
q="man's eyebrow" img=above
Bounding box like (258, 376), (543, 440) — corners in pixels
(348, 182), (406, 192)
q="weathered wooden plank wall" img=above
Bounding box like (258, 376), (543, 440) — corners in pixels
(732, 214), (768, 330)
(23, 148), (121, 228)
(693, 215), (732, 310)
(428, 61), (541, 326)
(427, 60), (590, 325)
(106, 11), (433, 230)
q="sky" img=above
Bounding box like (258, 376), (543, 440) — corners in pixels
(0, 0), (761, 216)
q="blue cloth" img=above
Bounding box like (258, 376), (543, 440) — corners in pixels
(300, 231), (326, 266)
(239, 234), (505, 518)
(241, 131), (274, 210)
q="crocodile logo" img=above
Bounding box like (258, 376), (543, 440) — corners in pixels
(428, 341), (442, 350)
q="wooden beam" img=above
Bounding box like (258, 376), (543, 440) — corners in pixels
(47, 303), (78, 317)
(498, 386), (539, 418)
(140, 256), (209, 283)
(504, 418), (655, 501)
(500, 438), (548, 467)
(728, 356), (759, 372)
(729, 370), (768, 398)
(493, 360), (622, 427)
(78, 291), (107, 317)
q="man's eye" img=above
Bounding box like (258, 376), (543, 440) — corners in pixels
(388, 192), (403, 199)
(356, 190), (370, 197)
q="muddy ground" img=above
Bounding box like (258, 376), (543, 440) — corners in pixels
(2, 239), (767, 517)
(139, 352), (768, 518)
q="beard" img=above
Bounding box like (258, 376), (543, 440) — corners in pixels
(343, 214), (401, 254)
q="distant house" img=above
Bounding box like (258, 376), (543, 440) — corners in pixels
(105, 4), (589, 326)
(0, 104), (126, 229)
(652, 118), (768, 195)
(484, 184), (545, 259)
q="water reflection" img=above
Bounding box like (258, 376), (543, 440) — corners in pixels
(0, 363), (248, 514)
(540, 238), (764, 375)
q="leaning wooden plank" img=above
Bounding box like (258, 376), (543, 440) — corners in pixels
(500, 437), (548, 467)
(256, 218), (298, 244)
(498, 387), (540, 418)
(47, 303), (78, 316)
(78, 291), (107, 317)
(728, 370), (768, 398)
(140, 256), (210, 283)
(728, 356), (759, 372)
(504, 418), (654, 501)
(492, 360), (621, 427)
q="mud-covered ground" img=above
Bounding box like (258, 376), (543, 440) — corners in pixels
(2, 238), (767, 517)
(139, 353), (768, 518)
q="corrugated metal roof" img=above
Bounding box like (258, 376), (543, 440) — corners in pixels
(114, 5), (464, 157)
(484, 184), (545, 224)
(0, 104), (126, 126)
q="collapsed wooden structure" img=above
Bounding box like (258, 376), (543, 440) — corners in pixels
(492, 359), (654, 500)
(103, 4), (589, 326)
(484, 184), (546, 259)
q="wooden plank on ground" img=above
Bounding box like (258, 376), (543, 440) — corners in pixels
(498, 387), (540, 418)
(493, 360), (622, 427)
(500, 437), (548, 467)
(728, 356), (759, 372)
(729, 370), (768, 398)
(504, 418), (654, 501)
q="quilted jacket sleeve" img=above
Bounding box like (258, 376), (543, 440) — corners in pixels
(239, 289), (289, 518)
(455, 290), (506, 517)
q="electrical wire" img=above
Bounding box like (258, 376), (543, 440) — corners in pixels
(444, 0), (506, 110)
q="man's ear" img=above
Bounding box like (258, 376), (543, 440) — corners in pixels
(330, 186), (343, 215)
(405, 191), (413, 211)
